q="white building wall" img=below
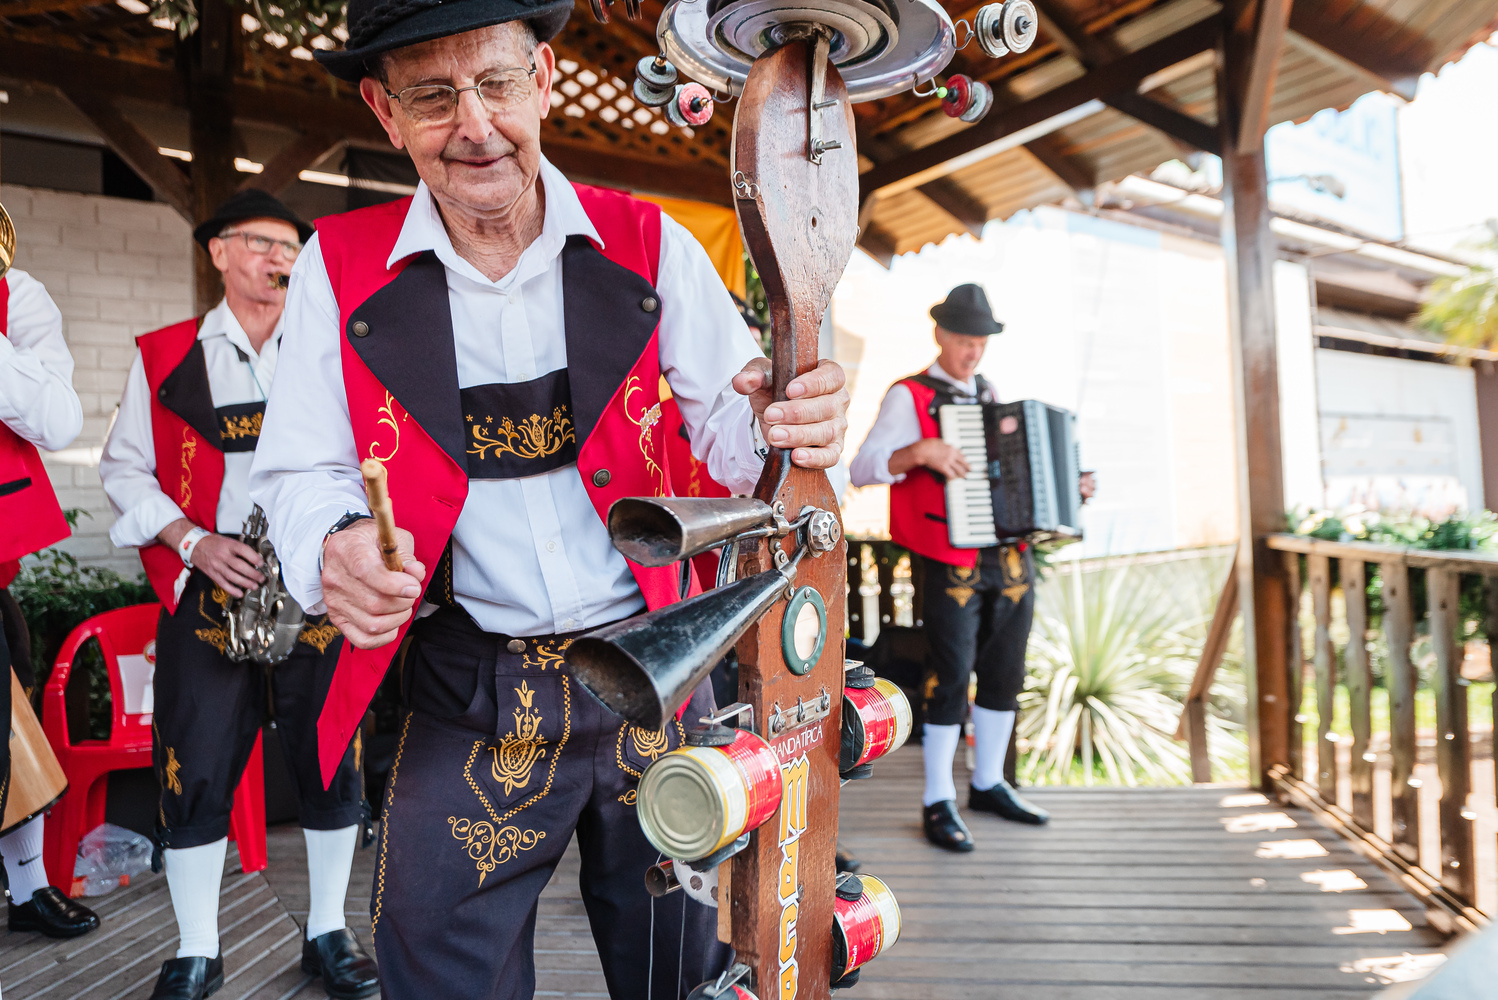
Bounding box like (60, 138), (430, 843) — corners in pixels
(1315, 349), (1484, 516)
(1275, 260), (1325, 514)
(3, 183), (193, 577)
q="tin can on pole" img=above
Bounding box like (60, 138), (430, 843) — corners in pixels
(831, 873), (901, 982)
(840, 677), (913, 776)
(637, 728), (783, 862)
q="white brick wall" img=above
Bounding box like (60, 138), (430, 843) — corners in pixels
(3, 184), (194, 578)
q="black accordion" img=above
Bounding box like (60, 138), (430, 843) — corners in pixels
(936, 400), (1083, 548)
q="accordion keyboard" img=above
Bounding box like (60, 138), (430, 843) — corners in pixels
(937, 404), (998, 548)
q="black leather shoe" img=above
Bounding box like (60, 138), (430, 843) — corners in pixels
(835, 843), (862, 874)
(9, 886), (101, 938)
(922, 800), (975, 852)
(969, 779), (1050, 825)
(302, 927), (380, 999)
(149, 954), (224, 999)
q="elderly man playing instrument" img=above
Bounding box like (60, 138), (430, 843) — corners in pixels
(247, 0), (850, 996)
(101, 191), (376, 1000)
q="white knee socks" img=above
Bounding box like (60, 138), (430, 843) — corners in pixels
(0, 815), (48, 903)
(921, 723), (962, 806)
(165, 838), (227, 959)
(970, 706), (1016, 791)
(303, 825), (357, 941)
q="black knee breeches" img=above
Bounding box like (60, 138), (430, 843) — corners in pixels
(921, 545), (1035, 726)
(371, 608), (730, 1000)
(152, 570), (364, 850)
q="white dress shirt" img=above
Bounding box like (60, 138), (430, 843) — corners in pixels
(251, 157), (766, 636)
(100, 298), (282, 547)
(0, 269), (83, 452)
(848, 361), (978, 487)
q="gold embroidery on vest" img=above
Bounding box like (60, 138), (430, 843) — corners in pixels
(178, 428), (196, 511)
(447, 817), (544, 886)
(467, 407), (575, 462)
(618, 790), (638, 806)
(353, 728), (363, 773)
(624, 376), (664, 495)
(491, 680), (547, 795)
(522, 638), (570, 671)
(1000, 545), (1030, 604)
(369, 391), (405, 462)
(220, 411), (263, 441)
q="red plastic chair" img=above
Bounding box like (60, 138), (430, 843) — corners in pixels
(41, 604), (267, 895)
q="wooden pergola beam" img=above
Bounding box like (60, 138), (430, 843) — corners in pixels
(1235, 0), (1294, 152)
(1033, 0), (1218, 156)
(543, 141), (733, 207)
(243, 131), (343, 195)
(859, 16), (1219, 200)
(1287, 7), (1421, 101)
(857, 222), (897, 267)
(0, 0), (110, 20)
(60, 89), (191, 219)
(1106, 91), (1221, 155)
(918, 178), (988, 237)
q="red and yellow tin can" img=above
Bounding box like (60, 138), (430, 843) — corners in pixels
(637, 728), (783, 862)
(840, 678), (913, 774)
(832, 874), (901, 981)
(687, 983), (758, 1000)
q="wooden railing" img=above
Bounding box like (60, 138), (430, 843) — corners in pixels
(844, 539), (922, 641)
(1252, 533), (1497, 931)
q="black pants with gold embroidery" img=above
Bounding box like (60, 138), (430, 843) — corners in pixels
(921, 544), (1035, 726)
(153, 569), (363, 850)
(372, 608), (728, 1000)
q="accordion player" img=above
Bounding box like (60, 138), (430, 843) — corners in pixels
(849, 282), (1093, 855)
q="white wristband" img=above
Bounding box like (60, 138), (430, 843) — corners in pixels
(178, 526), (211, 568)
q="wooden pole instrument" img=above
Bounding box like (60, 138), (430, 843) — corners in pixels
(360, 459), (404, 572)
(565, 0), (1037, 992)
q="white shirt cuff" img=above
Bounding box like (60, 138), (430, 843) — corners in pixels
(108, 493), (192, 549)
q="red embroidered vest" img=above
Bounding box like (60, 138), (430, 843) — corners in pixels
(136, 318), (226, 612)
(887, 374), (983, 568)
(313, 184), (699, 782)
(0, 276), (72, 586)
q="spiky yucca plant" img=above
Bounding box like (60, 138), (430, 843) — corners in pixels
(1019, 560), (1244, 786)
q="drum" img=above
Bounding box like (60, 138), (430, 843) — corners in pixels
(3, 669), (67, 834)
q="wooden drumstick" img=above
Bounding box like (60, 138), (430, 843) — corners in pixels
(360, 459), (404, 572)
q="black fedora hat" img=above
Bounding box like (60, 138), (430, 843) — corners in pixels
(929, 283), (1003, 337)
(316, 0), (573, 83)
(193, 189), (313, 251)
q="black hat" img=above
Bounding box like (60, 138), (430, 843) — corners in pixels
(193, 189), (314, 251)
(315, 0), (572, 82)
(929, 283), (1003, 337)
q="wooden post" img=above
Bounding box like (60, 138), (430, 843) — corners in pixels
(1343, 559), (1373, 828)
(1283, 551), (1304, 781)
(183, 0), (239, 312)
(1309, 554), (1336, 802)
(1382, 560), (1418, 863)
(1427, 567), (1475, 904)
(1218, 0), (1294, 788)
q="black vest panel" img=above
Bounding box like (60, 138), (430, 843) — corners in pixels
(460, 370), (578, 480)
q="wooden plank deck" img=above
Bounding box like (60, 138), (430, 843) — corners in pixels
(0, 743), (1459, 998)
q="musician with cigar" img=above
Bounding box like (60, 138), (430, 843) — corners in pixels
(850, 283), (1093, 853)
(99, 190), (378, 1000)
(247, 0), (849, 995)
(0, 265), (103, 938)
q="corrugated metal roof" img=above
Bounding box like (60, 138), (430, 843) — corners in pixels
(859, 0), (1498, 261)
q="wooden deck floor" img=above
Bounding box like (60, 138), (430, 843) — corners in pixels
(0, 743), (1459, 998)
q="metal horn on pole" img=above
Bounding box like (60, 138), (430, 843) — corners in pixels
(608, 496), (777, 566)
(568, 560), (799, 730)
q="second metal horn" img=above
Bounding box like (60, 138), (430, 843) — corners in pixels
(567, 567), (792, 729)
(608, 497), (775, 567)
